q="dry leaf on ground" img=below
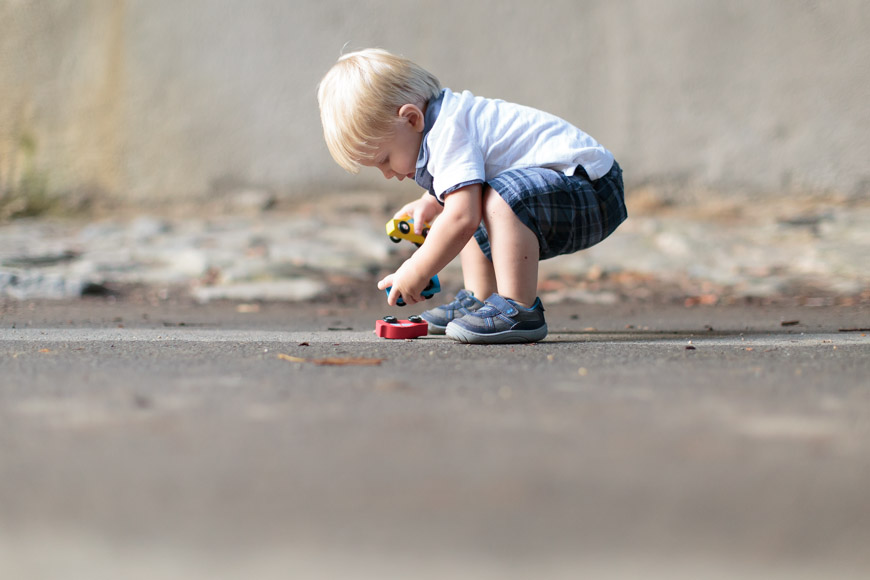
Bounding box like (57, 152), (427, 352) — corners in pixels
(277, 353), (383, 366)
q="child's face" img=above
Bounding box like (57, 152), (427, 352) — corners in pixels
(359, 105), (425, 181)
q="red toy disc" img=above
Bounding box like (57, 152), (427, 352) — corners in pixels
(375, 318), (429, 339)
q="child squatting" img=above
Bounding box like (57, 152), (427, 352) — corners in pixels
(318, 48), (627, 344)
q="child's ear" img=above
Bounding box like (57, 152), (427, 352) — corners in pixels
(398, 104), (425, 132)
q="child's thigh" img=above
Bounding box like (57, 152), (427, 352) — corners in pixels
(480, 164), (626, 260)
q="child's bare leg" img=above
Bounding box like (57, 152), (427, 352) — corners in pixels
(459, 237), (497, 299)
(481, 187), (539, 308)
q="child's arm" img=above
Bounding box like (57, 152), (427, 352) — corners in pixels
(378, 184), (482, 306)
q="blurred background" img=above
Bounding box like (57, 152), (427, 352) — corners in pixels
(0, 0), (868, 302)
(2, 0), (867, 206)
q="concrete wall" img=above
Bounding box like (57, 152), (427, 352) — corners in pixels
(1, 0), (868, 203)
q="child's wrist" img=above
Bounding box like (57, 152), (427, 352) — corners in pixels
(400, 256), (428, 285)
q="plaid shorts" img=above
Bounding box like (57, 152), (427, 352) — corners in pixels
(474, 161), (626, 261)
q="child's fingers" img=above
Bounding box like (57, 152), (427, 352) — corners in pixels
(379, 275), (412, 307)
(393, 204), (416, 220)
(377, 275), (393, 291)
(413, 209), (424, 234)
(387, 282), (421, 307)
(391, 287), (420, 307)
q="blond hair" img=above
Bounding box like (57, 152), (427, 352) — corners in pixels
(317, 48), (442, 173)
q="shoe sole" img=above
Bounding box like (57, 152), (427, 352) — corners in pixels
(445, 323), (548, 344)
(423, 312), (485, 335)
(426, 323), (447, 335)
(419, 315), (447, 335)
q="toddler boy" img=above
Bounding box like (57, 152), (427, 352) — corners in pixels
(317, 49), (626, 343)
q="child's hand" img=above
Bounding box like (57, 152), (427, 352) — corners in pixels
(377, 262), (430, 307)
(394, 194), (443, 235)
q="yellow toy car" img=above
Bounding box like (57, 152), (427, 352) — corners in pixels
(386, 216), (430, 247)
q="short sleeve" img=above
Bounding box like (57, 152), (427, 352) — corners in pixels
(426, 115), (486, 202)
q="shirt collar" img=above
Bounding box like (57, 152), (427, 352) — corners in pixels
(414, 89), (446, 192)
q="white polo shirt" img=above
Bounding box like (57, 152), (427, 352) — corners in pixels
(415, 88), (614, 202)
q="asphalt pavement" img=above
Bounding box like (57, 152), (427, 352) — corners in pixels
(1, 295), (868, 579)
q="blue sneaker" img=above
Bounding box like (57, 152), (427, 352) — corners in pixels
(419, 289), (485, 335)
(445, 293), (547, 344)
